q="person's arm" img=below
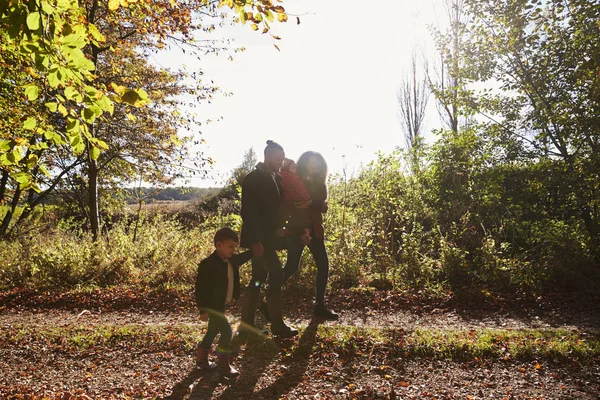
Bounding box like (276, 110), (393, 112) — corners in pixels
(241, 173), (262, 247)
(194, 260), (211, 312)
(308, 181), (327, 213)
(229, 249), (253, 267)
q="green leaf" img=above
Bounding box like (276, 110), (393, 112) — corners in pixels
(108, 0), (120, 11)
(69, 133), (81, 148)
(47, 67), (60, 88)
(60, 34), (86, 49)
(34, 53), (50, 69)
(265, 10), (274, 22)
(14, 172), (30, 184)
(7, 148), (24, 164)
(26, 12), (41, 31)
(39, 164), (51, 177)
(66, 117), (80, 133)
(24, 85), (39, 101)
(90, 145), (100, 160)
(26, 153), (39, 168)
(64, 86), (82, 102)
(82, 107), (96, 123)
(40, 0), (55, 15)
(58, 103), (68, 116)
(121, 89), (150, 107)
(88, 23), (105, 43)
(23, 117), (37, 130)
(45, 102), (58, 112)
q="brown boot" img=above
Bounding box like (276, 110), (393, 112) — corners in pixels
(195, 345), (216, 370)
(238, 286), (260, 338)
(216, 350), (239, 378)
(267, 290), (298, 338)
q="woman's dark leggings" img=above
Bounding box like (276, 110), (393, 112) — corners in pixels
(282, 234), (330, 305)
(199, 311), (232, 352)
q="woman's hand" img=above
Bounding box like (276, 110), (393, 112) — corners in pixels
(300, 229), (311, 245)
(294, 199), (312, 209)
(251, 242), (264, 257)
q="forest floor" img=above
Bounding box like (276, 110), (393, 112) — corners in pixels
(1, 285), (599, 399)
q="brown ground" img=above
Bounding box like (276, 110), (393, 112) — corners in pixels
(1, 286), (599, 399)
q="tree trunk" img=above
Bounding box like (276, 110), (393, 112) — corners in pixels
(0, 169), (8, 204)
(88, 146), (100, 242)
(0, 184), (21, 237)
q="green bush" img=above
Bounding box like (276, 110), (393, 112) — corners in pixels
(0, 214), (217, 289)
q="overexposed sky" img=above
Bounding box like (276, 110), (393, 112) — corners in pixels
(153, 0), (443, 187)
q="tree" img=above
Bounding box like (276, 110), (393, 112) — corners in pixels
(464, 0), (600, 253)
(0, 0), (292, 239)
(231, 147), (257, 186)
(428, 0), (473, 134)
(397, 48), (429, 151)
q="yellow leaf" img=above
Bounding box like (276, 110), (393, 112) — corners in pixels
(251, 23), (258, 31)
(108, 0), (120, 10)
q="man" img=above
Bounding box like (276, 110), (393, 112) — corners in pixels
(238, 140), (298, 338)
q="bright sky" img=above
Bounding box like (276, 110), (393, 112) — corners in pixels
(153, 0), (443, 187)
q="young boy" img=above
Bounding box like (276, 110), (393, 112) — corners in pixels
(195, 227), (252, 377)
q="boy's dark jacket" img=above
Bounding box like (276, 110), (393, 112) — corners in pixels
(240, 162), (285, 248)
(195, 250), (252, 313)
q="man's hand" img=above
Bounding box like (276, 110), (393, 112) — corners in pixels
(251, 242), (264, 257)
(294, 199), (312, 209)
(300, 229), (311, 245)
(200, 313), (208, 321)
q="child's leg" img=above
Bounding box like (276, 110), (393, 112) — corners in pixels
(196, 312), (219, 369)
(215, 315), (233, 352)
(199, 313), (220, 349)
(213, 314), (239, 377)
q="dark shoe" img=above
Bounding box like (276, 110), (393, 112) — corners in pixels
(314, 303), (339, 321)
(259, 301), (271, 322)
(195, 345), (216, 370)
(271, 324), (299, 338)
(216, 350), (239, 378)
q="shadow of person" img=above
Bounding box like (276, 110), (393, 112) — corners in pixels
(207, 330), (281, 400)
(250, 318), (321, 399)
(162, 367), (219, 400)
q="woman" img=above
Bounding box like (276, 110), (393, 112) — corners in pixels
(282, 151), (338, 320)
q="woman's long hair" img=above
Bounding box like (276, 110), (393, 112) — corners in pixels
(296, 151), (328, 183)
(297, 151), (328, 201)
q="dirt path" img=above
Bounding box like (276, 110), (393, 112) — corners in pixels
(1, 288), (599, 399)
(0, 307), (598, 334)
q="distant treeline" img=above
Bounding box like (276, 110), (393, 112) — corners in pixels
(123, 187), (221, 204)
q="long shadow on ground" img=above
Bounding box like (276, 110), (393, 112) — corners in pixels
(250, 319), (321, 399)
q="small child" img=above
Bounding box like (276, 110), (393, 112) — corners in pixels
(280, 158), (311, 204)
(195, 227), (252, 377)
(280, 158), (312, 236)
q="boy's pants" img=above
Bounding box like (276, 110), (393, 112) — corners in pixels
(199, 310), (232, 352)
